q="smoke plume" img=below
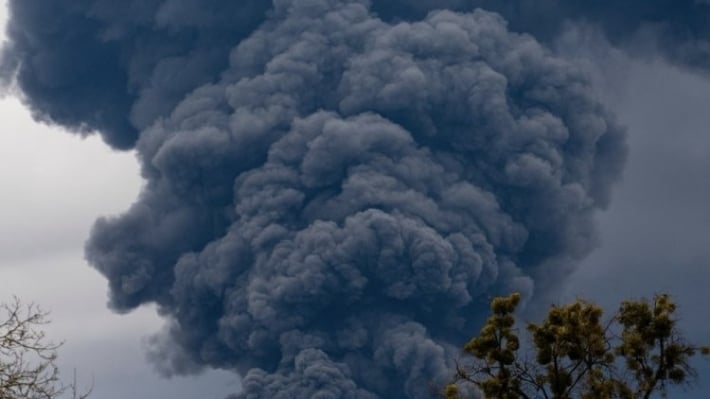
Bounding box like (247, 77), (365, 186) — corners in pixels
(3, 1), (709, 149)
(373, 1), (710, 72)
(1, 0), (631, 397)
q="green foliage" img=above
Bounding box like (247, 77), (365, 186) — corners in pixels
(446, 293), (708, 399)
(459, 293), (522, 399)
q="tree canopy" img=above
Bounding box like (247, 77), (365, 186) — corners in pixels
(445, 293), (709, 399)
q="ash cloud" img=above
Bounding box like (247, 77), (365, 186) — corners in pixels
(3, 0), (709, 149)
(373, 0), (710, 73)
(2, 0), (628, 397)
(0, 0), (270, 148)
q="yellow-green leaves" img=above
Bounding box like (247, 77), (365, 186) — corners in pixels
(456, 293), (523, 399)
(525, 300), (611, 398)
(444, 384), (459, 399)
(447, 293), (708, 399)
(615, 294), (699, 398)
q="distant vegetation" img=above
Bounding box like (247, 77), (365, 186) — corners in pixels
(445, 293), (709, 399)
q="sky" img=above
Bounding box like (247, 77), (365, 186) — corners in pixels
(562, 50), (710, 398)
(0, 1), (708, 398)
(0, 3), (238, 398)
(0, 97), (239, 399)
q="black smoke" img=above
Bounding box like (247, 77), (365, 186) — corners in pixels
(373, 1), (710, 72)
(0, 0), (270, 148)
(1, 0), (630, 397)
(3, 1), (710, 149)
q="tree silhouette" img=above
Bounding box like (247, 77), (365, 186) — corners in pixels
(0, 297), (91, 399)
(446, 293), (709, 399)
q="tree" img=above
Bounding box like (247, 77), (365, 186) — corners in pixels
(445, 293), (709, 399)
(0, 297), (91, 399)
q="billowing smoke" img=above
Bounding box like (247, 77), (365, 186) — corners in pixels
(2, 1), (709, 150)
(0, 0), (271, 148)
(373, 1), (710, 72)
(1, 0), (629, 397)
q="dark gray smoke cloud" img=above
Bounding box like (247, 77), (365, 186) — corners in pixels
(373, 1), (710, 72)
(2, 0), (709, 149)
(2, 0), (628, 397)
(0, 0), (270, 148)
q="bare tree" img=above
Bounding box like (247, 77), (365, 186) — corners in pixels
(0, 297), (91, 399)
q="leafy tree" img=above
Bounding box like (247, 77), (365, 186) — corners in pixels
(0, 297), (91, 399)
(446, 293), (709, 399)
